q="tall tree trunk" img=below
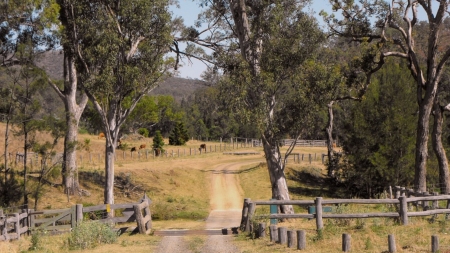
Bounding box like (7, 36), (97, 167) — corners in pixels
(104, 143), (115, 206)
(23, 125), (28, 208)
(62, 110), (80, 195)
(54, 0), (89, 196)
(432, 101), (450, 194)
(326, 101), (335, 177)
(262, 136), (294, 214)
(414, 80), (439, 192)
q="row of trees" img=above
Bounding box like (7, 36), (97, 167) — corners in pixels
(1, 0), (450, 217)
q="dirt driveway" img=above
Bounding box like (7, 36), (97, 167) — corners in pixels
(155, 159), (262, 253)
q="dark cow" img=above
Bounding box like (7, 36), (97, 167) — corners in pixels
(200, 144), (206, 151)
(131, 147), (137, 152)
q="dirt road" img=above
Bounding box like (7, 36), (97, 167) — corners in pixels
(155, 159), (262, 253)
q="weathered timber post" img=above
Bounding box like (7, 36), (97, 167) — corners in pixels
(278, 227), (287, 244)
(389, 186), (393, 199)
(395, 186), (400, 199)
(315, 197), (323, 230)
(423, 192), (431, 210)
(258, 223), (266, 238)
(269, 225), (278, 242)
(287, 230), (295, 248)
(399, 196), (408, 225)
(297, 230), (306, 250)
(14, 213), (20, 239)
(388, 234), (396, 253)
(247, 202), (256, 233)
(76, 204), (83, 226)
(342, 233), (351, 252)
(431, 235), (439, 253)
(240, 198), (250, 231)
(309, 154), (311, 164)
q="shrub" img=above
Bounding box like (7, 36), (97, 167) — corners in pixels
(68, 221), (118, 250)
(138, 128), (149, 137)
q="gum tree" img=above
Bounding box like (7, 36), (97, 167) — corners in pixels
(69, 0), (172, 207)
(324, 0), (450, 193)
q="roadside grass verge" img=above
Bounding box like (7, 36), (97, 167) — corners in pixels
(235, 160), (450, 252)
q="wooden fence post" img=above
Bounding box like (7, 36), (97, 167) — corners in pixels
(388, 234), (396, 253)
(269, 225), (278, 242)
(287, 230), (295, 248)
(240, 198), (250, 231)
(133, 204), (145, 234)
(247, 202), (256, 233)
(342, 233), (351, 252)
(399, 196), (408, 225)
(14, 213), (20, 239)
(278, 227), (287, 244)
(258, 223), (266, 238)
(76, 204), (83, 226)
(315, 197), (323, 230)
(431, 235), (439, 253)
(297, 230), (306, 250)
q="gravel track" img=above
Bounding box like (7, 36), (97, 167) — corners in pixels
(155, 159), (262, 253)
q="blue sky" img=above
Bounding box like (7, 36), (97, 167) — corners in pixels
(168, 1), (340, 79)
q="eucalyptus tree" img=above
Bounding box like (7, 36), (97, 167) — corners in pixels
(185, 0), (328, 214)
(0, 0), (58, 206)
(47, 0), (90, 196)
(324, 0), (450, 193)
(68, 0), (172, 206)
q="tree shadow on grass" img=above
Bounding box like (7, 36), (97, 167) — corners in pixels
(287, 168), (347, 198)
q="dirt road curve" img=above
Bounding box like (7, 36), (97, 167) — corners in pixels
(155, 159), (262, 253)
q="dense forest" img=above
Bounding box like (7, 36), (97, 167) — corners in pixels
(1, 0), (450, 210)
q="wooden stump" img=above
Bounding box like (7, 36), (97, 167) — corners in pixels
(287, 230), (295, 248)
(388, 234), (396, 252)
(258, 223), (266, 238)
(342, 233), (351, 252)
(269, 225), (278, 242)
(278, 227), (287, 244)
(431, 235), (439, 253)
(297, 230), (306, 250)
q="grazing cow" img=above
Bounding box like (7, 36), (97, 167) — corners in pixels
(200, 143), (206, 151)
(98, 132), (105, 139)
(139, 144), (146, 150)
(131, 147), (137, 152)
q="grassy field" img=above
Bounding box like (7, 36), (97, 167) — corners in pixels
(2, 123), (450, 252)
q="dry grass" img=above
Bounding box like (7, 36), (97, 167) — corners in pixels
(5, 122), (447, 252)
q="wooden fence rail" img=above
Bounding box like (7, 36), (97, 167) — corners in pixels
(0, 195), (152, 242)
(241, 194), (450, 232)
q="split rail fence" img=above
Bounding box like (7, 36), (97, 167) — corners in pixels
(0, 195), (152, 241)
(240, 187), (450, 233)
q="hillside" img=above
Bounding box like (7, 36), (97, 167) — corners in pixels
(35, 50), (206, 103)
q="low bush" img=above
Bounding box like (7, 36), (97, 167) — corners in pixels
(68, 221), (118, 250)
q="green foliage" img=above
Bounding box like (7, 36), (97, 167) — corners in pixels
(152, 130), (165, 154)
(337, 61), (417, 197)
(29, 229), (46, 251)
(68, 221), (118, 250)
(0, 168), (23, 207)
(169, 122), (189, 145)
(138, 128), (149, 138)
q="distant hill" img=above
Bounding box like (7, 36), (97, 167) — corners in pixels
(35, 50), (206, 103)
(150, 77), (207, 103)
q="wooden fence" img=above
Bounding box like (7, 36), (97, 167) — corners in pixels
(0, 195), (152, 241)
(240, 191), (450, 232)
(281, 139), (328, 147)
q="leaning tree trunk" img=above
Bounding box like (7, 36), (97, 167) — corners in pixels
(262, 135), (294, 214)
(432, 102), (450, 194)
(326, 101), (335, 177)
